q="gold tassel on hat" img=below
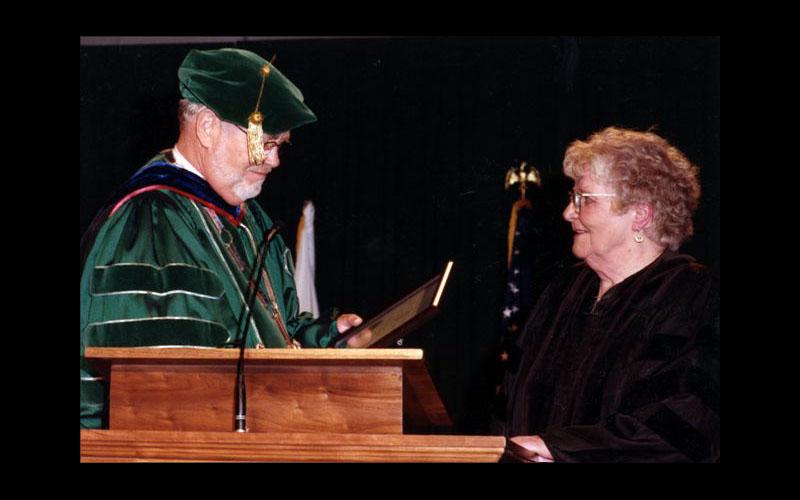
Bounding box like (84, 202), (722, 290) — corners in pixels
(247, 110), (265, 165)
(246, 63), (272, 165)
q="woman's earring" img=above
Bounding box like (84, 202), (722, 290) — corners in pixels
(634, 230), (644, 243)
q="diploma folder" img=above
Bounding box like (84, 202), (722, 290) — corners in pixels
(333, 261), (454, 348)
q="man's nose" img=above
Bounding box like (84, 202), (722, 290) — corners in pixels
(264, 147), (280, 168)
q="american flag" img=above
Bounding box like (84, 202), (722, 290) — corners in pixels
(496, 198), (535, 389)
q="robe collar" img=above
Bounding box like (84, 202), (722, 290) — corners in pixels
(108, 151), (245, 226)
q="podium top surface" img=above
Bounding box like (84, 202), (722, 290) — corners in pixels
(84, 347), (424, 363)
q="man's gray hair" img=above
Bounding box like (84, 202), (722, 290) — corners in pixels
(178, 99), (207, 131)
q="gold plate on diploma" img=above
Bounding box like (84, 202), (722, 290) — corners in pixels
(334, 261), (454, 348)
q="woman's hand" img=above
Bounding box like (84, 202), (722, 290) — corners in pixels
(509, 435), (555, 462)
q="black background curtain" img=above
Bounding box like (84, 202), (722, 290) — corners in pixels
(80, 36), (719, 434)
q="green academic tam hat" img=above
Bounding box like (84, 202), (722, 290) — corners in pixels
(178, 48), (317, 145)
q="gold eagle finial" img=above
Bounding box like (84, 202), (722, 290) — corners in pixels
(504, 161), (542, 199)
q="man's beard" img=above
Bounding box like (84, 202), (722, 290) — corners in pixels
(208, 153), (264, 203)
(232, 175), (263, 201)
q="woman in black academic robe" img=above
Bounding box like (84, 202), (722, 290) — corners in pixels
(499, 127), (719, 463)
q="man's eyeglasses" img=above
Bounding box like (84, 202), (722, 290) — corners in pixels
(263, 137), (292, 153)
(234, 125), (292, 153)
(569, 189), (616, 213)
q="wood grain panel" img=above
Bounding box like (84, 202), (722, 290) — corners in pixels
(80, 430), (506, 462)
(110, 364), (403, 433)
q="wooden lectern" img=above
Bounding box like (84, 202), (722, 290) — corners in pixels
(80, 347), (506, 462)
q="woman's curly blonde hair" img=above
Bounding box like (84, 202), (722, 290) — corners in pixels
(563, 127), (701, 251)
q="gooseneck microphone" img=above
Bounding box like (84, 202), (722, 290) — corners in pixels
(235, 221), (283, 432)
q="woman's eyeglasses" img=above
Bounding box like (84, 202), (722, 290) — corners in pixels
(569, 189), (616, 213)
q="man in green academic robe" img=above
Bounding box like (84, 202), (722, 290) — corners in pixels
(80, 48), (369, 429)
